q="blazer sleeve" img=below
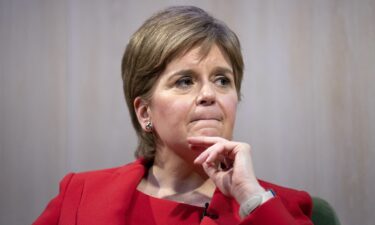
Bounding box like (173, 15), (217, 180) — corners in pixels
(32, 173), (75, 225)
(239, 190), (313, 225)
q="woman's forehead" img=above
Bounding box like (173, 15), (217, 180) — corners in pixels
(169, 44), (232, 68)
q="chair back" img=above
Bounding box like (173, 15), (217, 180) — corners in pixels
(311, 197), (341, 225)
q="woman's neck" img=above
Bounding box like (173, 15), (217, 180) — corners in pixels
(137, 146), (215, 206)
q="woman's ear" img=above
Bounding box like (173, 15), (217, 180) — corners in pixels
(134, 97), (151, 131)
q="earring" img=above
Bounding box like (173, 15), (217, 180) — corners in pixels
(145, 121), (153, 132)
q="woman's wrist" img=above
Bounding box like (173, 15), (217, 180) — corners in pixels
(234, 183), (266, 205)
(238, 189), (276, 218)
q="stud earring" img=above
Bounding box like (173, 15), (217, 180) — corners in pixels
(145, 121), (153, 132)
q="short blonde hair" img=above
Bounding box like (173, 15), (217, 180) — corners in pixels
(121, 6), (244, 163)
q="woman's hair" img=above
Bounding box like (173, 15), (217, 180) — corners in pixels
(121, 5), (244, 163)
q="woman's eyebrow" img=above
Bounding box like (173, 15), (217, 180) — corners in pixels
(212, 66), (234, 75)
(166, 69), (197, 80)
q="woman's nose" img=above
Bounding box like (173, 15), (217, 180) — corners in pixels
(196, 83), (216, 106)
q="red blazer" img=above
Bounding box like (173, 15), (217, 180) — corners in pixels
(33, 160), (313, 225)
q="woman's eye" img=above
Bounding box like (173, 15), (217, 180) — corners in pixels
(215, 75), (231, 87)
(175, 76), (194, 88)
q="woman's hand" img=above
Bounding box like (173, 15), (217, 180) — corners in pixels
(188, 136), (265, 205)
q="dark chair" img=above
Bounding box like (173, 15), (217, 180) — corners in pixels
(311, 197), (341, 225)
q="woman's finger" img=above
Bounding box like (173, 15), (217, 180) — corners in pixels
(189, 136), (241, 154)
(193, 141), (238, 167)
(204, 142), (227, 163)
(193, 142), (223, 164)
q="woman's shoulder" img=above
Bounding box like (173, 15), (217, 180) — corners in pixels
(53, 159), (146, 200)
(33, 160), (146, 224)
(65, 159), (145, 182)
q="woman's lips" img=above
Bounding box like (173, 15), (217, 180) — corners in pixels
(190, 112), (223, 123)
(189, 118), (222, 127)
(191, 118), (221, 122)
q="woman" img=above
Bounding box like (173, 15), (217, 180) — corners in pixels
(34, 6), (313, 225)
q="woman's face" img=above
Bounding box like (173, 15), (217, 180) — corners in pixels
(146, 44), (238, 155)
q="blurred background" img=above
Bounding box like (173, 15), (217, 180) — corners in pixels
(1, 0), (374, 224)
